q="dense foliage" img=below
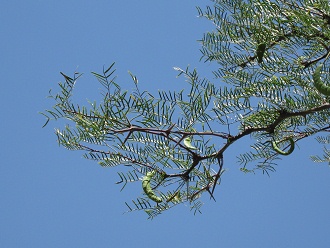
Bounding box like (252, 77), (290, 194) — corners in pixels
(42, 0), (330, 218)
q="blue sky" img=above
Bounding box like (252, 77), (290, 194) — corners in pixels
(1, 1), (330, 247)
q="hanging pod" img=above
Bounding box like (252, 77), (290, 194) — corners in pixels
(271, 138), (295, 156)
(183, 136), (197, 150)
(142, 171), (162, 203)
(313, 63), (330, 96)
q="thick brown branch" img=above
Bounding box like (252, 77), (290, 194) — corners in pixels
(233, 103), (330, 142)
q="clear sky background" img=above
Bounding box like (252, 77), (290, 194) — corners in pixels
(1, 1), (330, 247)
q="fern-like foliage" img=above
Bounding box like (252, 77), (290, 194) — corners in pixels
(311, 135), (330, 164)
(42, 0), (330, 218)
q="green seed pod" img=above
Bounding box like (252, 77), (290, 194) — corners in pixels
(142, 171), (162, 203)
(256, 43), (266, 63)
(183, 137), (197, 150)
(271, 138), (295, 156)
(313, 63), (330, 96)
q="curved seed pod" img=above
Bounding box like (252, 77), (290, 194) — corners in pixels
(313, 63), (330, 96)
(142, 171), (162, 203)
(256, 43), (266, 63)
(183, 137), (197, 150)
(272, 138), (295, 156)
